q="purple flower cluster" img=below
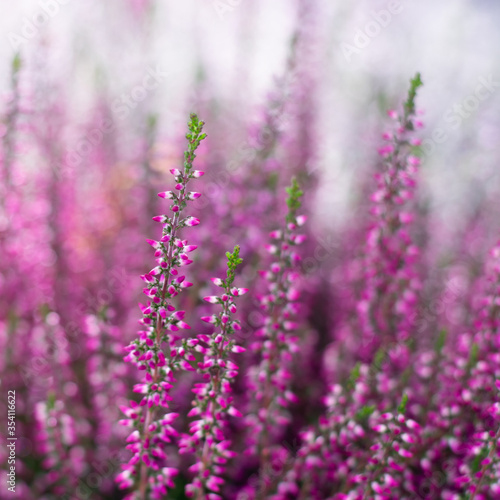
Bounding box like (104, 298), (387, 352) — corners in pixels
(5, 38), (500, 500)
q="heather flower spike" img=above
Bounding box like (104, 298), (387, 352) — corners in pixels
(180, 245), (246, 500)
(34, 395), (78, 493)
(245, 178), (305, 497)
(357, 72), (423, 356)
(117, 113), (206, 500)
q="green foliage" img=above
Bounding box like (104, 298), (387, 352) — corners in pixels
(346, 362), (361, 391)
(410, 143), (423, 157)
(468, 342), (479, 369)
(372, 348), (386, 371)
(184, 113), (207, 171)
(356, 405), (375, 422)
(404, 72), (423, 119)
(226, 245), (243, 286)
(470, 446), (489, 474)
(47, 391), (56, 410)
(97, 305), (110, 321)
(12, 53), (21, 74)
(435, 329), (447, 356)
(285, 177), (303, 221)
(147, 113), (158, 133)
(170, 475), (189, 499)
(267, 171), (279, 191)
(398, 393), (408, 414)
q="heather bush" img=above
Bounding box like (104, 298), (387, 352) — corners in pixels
(3, 3), (500, 500)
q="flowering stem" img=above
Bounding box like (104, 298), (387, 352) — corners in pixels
(252, 178), (305, 498)
(182, 245), (247, 499)
(117, 113), (206, 498)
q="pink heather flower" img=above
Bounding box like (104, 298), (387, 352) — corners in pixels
(296, 215), (307, 226)
(152, 215), (168, 223)
(158, 191), (174, 199)
(185, 217), (200, 226)
(407, 155), (421, 166)
(378, 144), (394, 156)
(204, 296), (219, 304)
